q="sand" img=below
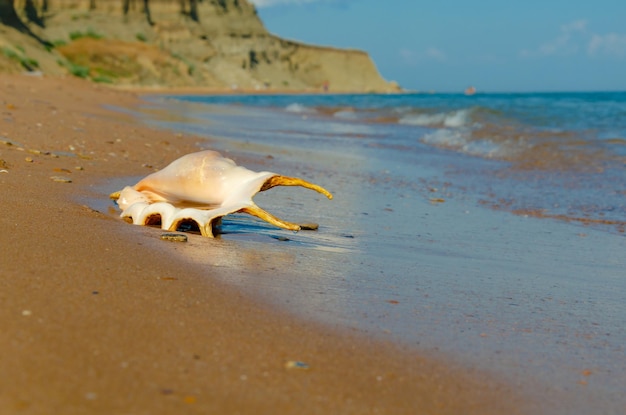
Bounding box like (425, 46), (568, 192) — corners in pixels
(0, 74), (526, 414)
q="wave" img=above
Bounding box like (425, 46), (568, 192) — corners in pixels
(421, 129), (508, 159)
(333, 110), (359, 119)
(399, 109), (472, 128)
(285, 103), (316, 114)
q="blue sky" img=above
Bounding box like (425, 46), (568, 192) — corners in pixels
(249, 0), (626, 92)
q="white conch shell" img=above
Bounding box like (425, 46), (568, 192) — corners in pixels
(110, 150), (333, 237)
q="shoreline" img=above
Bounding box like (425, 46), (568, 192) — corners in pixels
(0, 74), (526, 414)
(115, 84), (408, 96)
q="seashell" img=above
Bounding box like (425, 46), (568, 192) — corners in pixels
(110, 150), (333, 237)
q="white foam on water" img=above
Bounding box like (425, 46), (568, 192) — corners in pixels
(421, 129), (506, 159)
(285, 103), (316, 114)
(399, 109), (471, 128)
(333, 110), (358, 119)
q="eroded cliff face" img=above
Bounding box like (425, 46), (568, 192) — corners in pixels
(0, 0), (399, 92)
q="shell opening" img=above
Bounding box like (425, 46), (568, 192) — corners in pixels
(169, 217), (219, 238)
(144, 214), (162, 227)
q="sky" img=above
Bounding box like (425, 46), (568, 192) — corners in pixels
(249, 0), (626, 92)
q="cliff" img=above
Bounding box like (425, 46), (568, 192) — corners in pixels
(0, 0), (400, 92)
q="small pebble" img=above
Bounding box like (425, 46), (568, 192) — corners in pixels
(300, 223), (319, 230)
(160, 233), (188, 242)
(50, 176), (72, 183)
(285, 360), (310, 370)
(25, 157), (33, 163)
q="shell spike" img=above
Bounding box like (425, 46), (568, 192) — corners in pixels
(239, 205), (302, 232)
(261, 175), (333, 200)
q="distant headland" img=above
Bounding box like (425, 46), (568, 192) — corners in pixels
(0, 0), (400, 92)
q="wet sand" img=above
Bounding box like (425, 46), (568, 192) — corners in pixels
(126, 96), (626, 415)
(0, 74), (527, 414)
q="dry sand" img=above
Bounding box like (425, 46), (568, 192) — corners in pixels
(0, 74), (526, 414)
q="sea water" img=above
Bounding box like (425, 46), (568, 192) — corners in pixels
(133, 92), (626, 414)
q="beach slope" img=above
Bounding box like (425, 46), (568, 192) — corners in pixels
(0, 74), (522, 414)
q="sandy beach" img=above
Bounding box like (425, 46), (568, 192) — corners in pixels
(0, 74), (527, 414)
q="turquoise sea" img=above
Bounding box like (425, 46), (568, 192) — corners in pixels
(130, 92), (626, 414)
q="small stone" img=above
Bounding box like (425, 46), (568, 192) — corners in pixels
(22, 310), (32, 316)
(75, 166), (84, 170)
(25, 157), (33, 163)
(285, 360), (310, 370)
(50, 176), (72, 183)
(160, 233), (188, 242)
(300, 223), (319, 230)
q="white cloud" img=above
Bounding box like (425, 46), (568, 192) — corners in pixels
(562, 19), (588, 33)
(520, 19), (626, 60)
(588, 33), (626, 57)
(426, 47), (447, 61)
(400, 47), (447, 65)
(399, 48), (415, 62)
(520, 19), (587, 58)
